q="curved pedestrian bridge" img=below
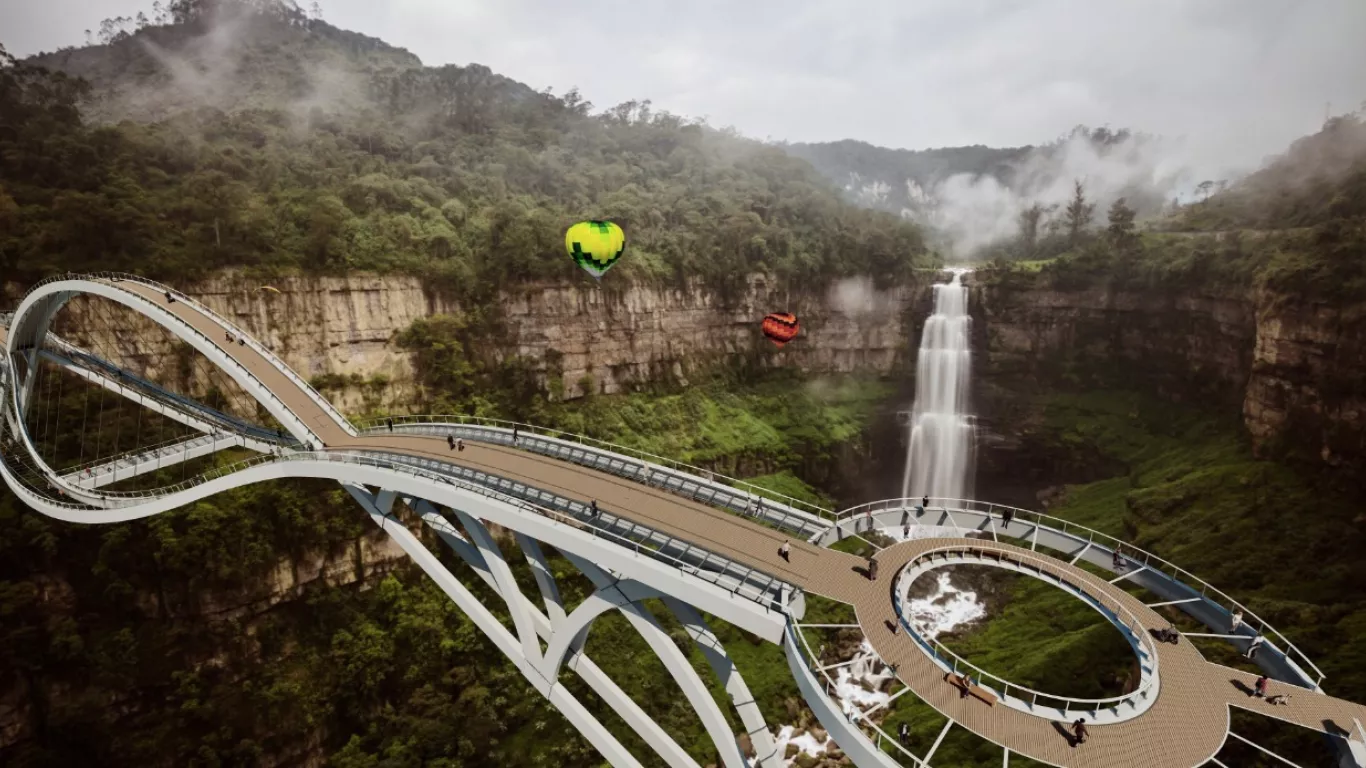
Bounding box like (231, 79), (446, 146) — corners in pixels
(4, 274), (1366, 768)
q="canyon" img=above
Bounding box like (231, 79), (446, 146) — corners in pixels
(15, 269), (1356, 481)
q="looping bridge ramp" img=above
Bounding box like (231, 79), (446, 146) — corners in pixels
(3, 273), (1365, 768)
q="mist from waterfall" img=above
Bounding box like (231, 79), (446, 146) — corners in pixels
(901, 270), (975, 501)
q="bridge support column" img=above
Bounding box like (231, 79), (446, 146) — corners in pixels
(345, 485), (647, 768)
(565, 553), (751, 768)
(452, 507), (547, 683)
(666, 597), (783, 768)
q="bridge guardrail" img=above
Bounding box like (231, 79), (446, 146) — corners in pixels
(787, 608), (927, 766)
(357, 414), (834, 526)
(895, 544), (1159, 718)
(840, 497), (1326, 686)
(0, 432), (789, 614)
(14, 272), (353, 443)
(44, 345), (293, 447)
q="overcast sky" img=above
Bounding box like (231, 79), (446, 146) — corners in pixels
(4, 0), (1365, 162)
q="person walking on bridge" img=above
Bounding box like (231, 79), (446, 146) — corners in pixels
(457, 438), (465, 452)
(779, 540), (791, 562)
(1071, 718), (1088, 746)
(1253, 675), (1269, 698)
(1001, 507), (1014, 528)
(590, 500), (599, 520)
(164, 291), (175, 304)
(1230, 608), (1244, 632)
(1246, 634), (1266, 659)
(447, 435), (455, 450)
(386, 417), (393, 432)
(512, 425), (519, 444)
(867, 555), (879, 581)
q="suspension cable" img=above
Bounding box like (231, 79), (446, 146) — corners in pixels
(52, 361), (65, 470)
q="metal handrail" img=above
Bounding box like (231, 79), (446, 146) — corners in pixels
(59, 432), (230, 478)
(44, 344), (292, 446)
(14, 272), (351, 442)
(895, 544), (1159, 715)
(0, 424), (790, 612)
(787, 609), (928, 766)
(840, 497), (1326, 684)
(357, 414), (835, 521)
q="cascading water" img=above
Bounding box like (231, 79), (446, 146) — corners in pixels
(901, 269), (975, 501)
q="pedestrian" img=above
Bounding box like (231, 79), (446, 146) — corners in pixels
(864, 507), (873, 532)
(898, 722), (909, 745)
(1253, 675), (1269, 699)
(512, 425), (519, 444)
(447, 435), (455, 450)
(1072, 718), (1088, 746)
(890, 618), (899, 635)
(779, 540), (791, 562)
(922, 495), (929, 511)
(818, 644), (826, 661)
(959, 675), (973, 699)
(1001, 508), (1013, 528)
(1230, 609), (1244, 632)
(868, 556), (879, 581)
(756, 498), (766, 519)
(386, 417), (393, 432)
(902, 523), (910, 539)
(457, 438), (465, 452)
(238, 337), (245, 346)
(1246, 635), (1265, 659)
(225, 331), (233, 343)
(1112, 548), (1125, 570)
(165, 291), (175, 303)
(1267, 694), (1290, 706)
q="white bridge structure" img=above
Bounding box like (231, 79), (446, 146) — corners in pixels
(3, 273), (1366, 768)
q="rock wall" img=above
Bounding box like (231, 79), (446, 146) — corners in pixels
(46, 273), (933, 412)
(970, 272), (1366, 478)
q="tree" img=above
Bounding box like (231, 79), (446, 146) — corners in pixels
(1106, 197), (1139, 254)
(1063, 180), (1095, 249)
(1197, 180), (1214, 202)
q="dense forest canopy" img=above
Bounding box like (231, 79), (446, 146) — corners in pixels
(0, 0), (936, 300)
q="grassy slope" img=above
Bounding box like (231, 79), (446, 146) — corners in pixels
(1030, 390), (1361, 764)
(938, 569), (1136, 700)
(543, 374), (894, 509)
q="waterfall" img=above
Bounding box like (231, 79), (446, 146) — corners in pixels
(901, 270), (975, 501)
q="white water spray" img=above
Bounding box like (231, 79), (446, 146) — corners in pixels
(901, 270), (975, 501)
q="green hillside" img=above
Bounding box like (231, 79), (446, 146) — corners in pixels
(0, 1), (934, 299)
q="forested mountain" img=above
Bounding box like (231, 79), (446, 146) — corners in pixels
(0, 0), (935, 299)
(783, 139), (1030, 215)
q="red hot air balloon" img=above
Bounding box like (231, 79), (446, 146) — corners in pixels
(761, 312), (800, 348)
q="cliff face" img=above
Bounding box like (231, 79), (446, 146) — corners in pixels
(970, 273), (1366, 478)
(1244, 295), (1366, 469)
(50, 273), (933, 411)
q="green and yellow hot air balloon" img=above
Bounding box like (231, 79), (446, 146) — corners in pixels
(565, 220), (626, 280)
